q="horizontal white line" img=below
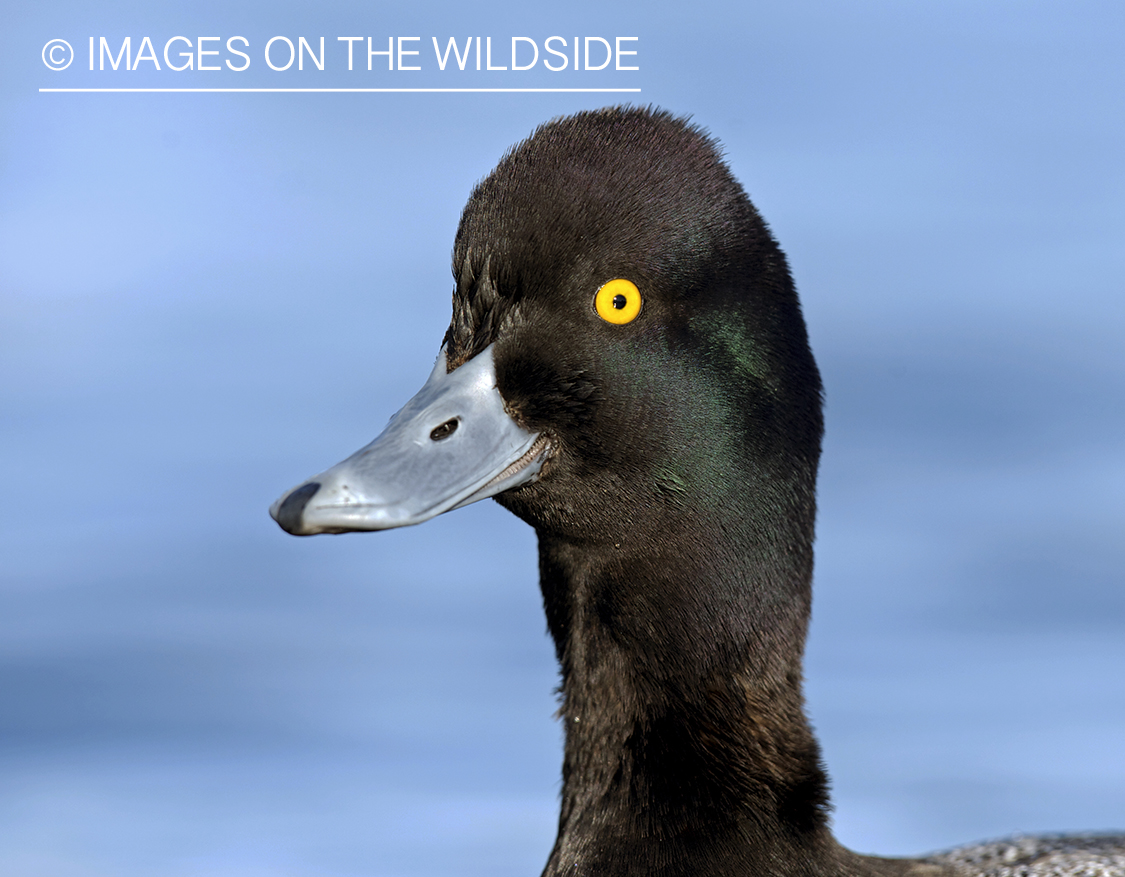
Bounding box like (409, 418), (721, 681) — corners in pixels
(39, 87), (642, 93)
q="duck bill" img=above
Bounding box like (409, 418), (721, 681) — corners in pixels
(270, 345), (549, 536)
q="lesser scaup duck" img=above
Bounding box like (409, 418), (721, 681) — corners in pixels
(270, 107), (1124, 877)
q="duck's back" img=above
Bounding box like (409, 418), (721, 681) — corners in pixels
(924, 834), (1125, 876)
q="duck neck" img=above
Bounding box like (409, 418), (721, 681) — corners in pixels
(535, 513), (839, 877)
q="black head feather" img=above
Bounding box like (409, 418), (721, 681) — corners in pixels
(438, 107), (847, 875)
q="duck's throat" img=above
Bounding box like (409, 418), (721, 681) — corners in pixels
(536, 534), (836, 877)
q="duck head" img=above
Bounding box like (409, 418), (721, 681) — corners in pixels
(271, 107), (856, 875)
(272, 107), (821, 563)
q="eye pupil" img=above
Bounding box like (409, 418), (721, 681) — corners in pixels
(612, 294), (627, 310)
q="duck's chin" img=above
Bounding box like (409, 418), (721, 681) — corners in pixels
(491, 469), (619, 542)
(491, 464), (553, 528)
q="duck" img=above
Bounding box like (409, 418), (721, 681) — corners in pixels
(269, 107), (1124, 877)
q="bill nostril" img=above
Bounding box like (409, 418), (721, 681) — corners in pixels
(276, 482), (321, 534)
(429, 418), (459, 441)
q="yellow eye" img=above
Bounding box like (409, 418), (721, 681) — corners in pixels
(594, 279), (642, 325)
